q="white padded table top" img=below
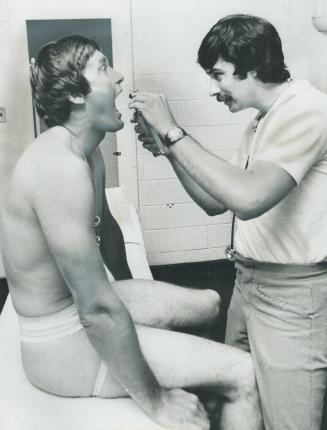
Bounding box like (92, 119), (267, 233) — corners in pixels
(0, 187), (163, 430)
(0, 297), (163, 430)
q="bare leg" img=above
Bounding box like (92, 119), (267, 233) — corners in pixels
(23, 324), (262, 429)
(101, 326), (263, 430)
(111, 279), (221, 330)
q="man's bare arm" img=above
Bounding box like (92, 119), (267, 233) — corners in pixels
(170, 157), (227, 215)
(130, 92), (296, 219)
(134, 121), (226, 215)
(30, 158), (211, 428)
(168, 138), (296, 219)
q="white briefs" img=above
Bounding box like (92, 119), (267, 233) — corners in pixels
(17, 265), (115, 396)
(18, 303), (109, 397)
(18, 303), (83, 343)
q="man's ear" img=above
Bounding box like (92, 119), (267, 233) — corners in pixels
(68, 93), (85, 105)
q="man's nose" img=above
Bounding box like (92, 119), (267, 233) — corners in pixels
(209, 78), (220, 97)
(115, 71), (124, 85)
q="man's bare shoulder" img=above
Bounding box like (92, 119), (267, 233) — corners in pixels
(13, 128), (93, 207)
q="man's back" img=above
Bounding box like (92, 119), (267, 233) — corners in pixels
(1, 127), (90, 317)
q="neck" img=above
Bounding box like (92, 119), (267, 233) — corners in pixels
(253, 80), (292, 115)
(62, 119), (105, 161)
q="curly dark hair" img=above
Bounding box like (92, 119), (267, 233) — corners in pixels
(198, 14), (290, 83)
(30, 35), (100, 127)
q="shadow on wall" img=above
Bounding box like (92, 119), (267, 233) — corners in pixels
(0, 279), (8, 313)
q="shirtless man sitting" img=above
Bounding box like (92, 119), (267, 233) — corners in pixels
(1, 35), (262, 430)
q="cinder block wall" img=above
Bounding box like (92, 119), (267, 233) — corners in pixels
(131, 0), (327, 266)
(0, 0), (134, 276)
(0, 0), (326, 271)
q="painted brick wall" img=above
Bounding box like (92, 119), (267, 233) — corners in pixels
(1, 0), (326, 270)
(131, 0), (327, 266)
(0, 0), (13, 276)
(0, 0), (135, 276)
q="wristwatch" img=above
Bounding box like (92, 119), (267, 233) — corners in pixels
(164, 126), (187, 147)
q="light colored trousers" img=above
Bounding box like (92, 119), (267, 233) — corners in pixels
(225, 254), (327, 430)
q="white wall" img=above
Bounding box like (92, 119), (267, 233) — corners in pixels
(0, 0), (326, 272)
(0, 0), (136, 276)
(131, 0), (327, 266)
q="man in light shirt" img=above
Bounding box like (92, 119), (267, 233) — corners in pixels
(130, 14), (327, 430)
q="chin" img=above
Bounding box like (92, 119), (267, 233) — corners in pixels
(104, 119), (124, 133)
(115, 119), (124, 131)
(229, 105), (240, 113)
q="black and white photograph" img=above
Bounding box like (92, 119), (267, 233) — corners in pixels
(0, 1), (327, 429)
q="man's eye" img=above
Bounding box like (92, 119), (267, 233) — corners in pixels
(213, 72), (223, 80)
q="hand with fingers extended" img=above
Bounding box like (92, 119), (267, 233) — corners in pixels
(151, 388), (210, 430)
(129, 91), (177, 139)
(132, 110), (170, 157)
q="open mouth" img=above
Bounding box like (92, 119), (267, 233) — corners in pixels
(217, 93), (233, 104)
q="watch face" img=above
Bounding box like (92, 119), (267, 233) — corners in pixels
(167, 127), (184, 142)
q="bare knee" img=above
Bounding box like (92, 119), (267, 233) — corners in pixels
(203, 289), (221, 324)
(225, 354), (258, 402)
(182, 289), (221, 329)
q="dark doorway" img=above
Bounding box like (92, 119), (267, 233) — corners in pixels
(26, 18), (113, 66)
(25, 18), (118, 186)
